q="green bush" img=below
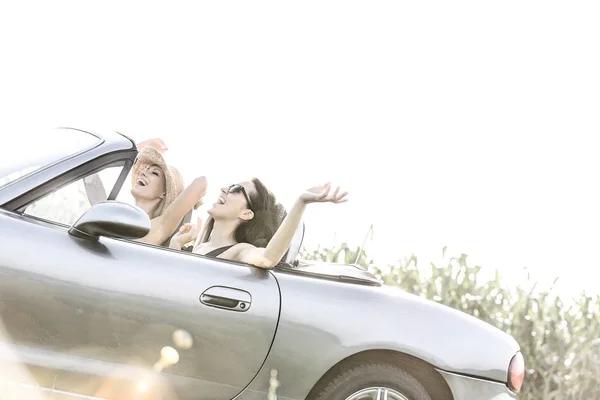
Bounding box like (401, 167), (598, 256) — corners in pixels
(301, 243), (600, 400)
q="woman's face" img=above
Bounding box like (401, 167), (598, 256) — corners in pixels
(131, 164), (166, 201)
(208, 181), (256, 221)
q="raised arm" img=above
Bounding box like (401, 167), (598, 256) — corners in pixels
(139, 176), (208, 245)
(83, 173), (107, 205)
(235, 183), (348, 268)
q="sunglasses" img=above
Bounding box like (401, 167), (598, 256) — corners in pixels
(228, 184), (254, 211)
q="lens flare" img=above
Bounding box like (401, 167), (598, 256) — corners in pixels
(172, 329), (193, 350)
(160, 346), (180, 366)
(137, 380), (150, 393)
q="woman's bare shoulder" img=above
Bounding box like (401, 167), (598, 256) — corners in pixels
(218, 242), (256, 258)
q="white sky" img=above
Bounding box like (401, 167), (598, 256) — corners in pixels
(1, 1), (599, 297)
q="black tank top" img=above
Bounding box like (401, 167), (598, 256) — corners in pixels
(205, 245), (236, 258)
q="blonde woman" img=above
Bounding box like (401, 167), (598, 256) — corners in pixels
(84, 137), (207, 246)
(130, 140), (207, 246)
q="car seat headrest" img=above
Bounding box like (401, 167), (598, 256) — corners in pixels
(282, 221), (305, 265)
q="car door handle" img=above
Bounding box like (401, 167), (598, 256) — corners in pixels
(200, 286), (252, 312)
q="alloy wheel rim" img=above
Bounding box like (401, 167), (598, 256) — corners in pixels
(344, 387), (409, 400)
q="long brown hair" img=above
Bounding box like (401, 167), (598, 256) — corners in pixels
(233, 178), (286, 247)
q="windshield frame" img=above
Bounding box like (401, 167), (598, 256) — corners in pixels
(2, 149), (137, 212)
(0, 128), (103, 191)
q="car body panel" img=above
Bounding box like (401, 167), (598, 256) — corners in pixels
(437, 371), (517, 400)
(0, 208), (281, 399)
(242, 268), (519, 400)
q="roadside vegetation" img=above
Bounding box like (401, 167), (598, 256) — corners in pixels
(301, 240), (600, 400)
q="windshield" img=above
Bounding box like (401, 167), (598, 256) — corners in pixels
(0, 128), (101, 189)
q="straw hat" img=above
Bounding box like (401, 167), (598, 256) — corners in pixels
(131, 147), (185, 219)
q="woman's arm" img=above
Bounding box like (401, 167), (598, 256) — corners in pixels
(83, 173), (107, 205)
(137, 138), (168, 153)
(235, 183), (347, 268)
(138, 176), (208, 245)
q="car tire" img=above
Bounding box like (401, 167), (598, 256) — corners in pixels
(309, 362), (432, 400)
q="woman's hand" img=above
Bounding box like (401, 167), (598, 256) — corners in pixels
(299, 183), (348, 205)
(169, 216), (202, 249)
(137, 138), (168, 154)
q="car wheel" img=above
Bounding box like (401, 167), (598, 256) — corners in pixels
(309, 363), (432, 400)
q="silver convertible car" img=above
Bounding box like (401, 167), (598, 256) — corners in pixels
(0, 128), (525, 400)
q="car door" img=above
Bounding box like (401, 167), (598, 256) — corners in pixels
(0, 182), (280, 400)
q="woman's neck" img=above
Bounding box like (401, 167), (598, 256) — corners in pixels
(208, 219), (239, 247)
(135, 198), (161, 219)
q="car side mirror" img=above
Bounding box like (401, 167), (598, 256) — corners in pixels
(68, 201), (151, 241)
